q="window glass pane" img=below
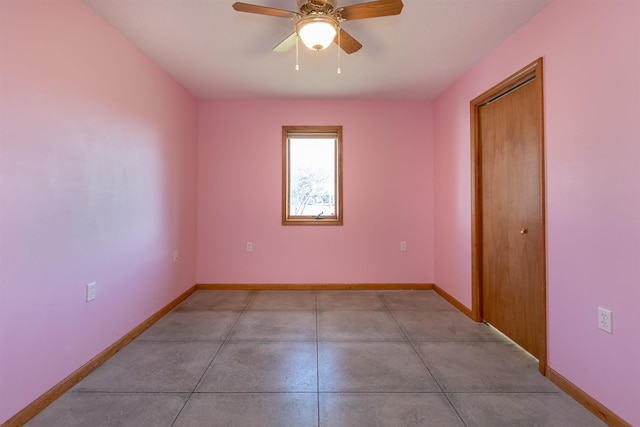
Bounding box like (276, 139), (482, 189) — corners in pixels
(289, 137), (336, 217)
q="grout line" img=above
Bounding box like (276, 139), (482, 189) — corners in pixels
(380, 293), (470, 427)
(69, 389), (564, 396)
(169, 290), (256, 427)
(314, 290), (321, 427)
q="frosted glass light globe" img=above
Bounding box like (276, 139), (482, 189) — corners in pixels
(297, 17), (337, 51)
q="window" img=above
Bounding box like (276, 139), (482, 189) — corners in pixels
(283, 126), (343, 225)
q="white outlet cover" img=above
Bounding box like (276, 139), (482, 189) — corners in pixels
(598, 307), (612, 334)
(86, 282), (96, 302)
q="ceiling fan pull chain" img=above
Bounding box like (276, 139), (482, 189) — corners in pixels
(295, 34), (300, 71)
(337, 28), (341, 74)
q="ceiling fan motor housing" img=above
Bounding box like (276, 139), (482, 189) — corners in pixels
(297, 0), (338, 9)
(297, 0), (338, 16)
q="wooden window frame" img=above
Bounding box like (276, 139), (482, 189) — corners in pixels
(282, 125), (343, 225)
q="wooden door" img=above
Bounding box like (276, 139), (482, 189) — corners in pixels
(471, 59), (546, 371)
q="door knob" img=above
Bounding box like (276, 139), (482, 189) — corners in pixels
(520, 228), (528, 234)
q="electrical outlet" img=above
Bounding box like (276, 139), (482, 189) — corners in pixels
(86, 282), (96, 302)
(173, 250), (179, 262)
(598, 307), (612, 333)
(246, 242), (253, 252)
(400, 241), (407, 251)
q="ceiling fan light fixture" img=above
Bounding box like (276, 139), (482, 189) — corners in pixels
(296, 16), (338, 51)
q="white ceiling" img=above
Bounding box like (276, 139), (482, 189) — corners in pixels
(81, 0), (552, 101)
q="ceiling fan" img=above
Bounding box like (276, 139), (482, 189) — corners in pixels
(232, 0), (404, 54)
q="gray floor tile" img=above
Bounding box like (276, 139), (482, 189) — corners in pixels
(448, 392), (607, 427)
(174, 290), (251, 311)
(320, 393), (465, 427)
(196, 342), (317, 392)
(173, 393), (318, 427)
(246, 290), (316, 310)
(317, 290), (386, 311)
(136, 310), (240, 341)
(73, 341), (221, 392)
(228, 311), (317, 341)
(25, 392), (188, 427)
(394, 310), (507, 342)
(318, 311), (406, 341)
(381, 290), (456, 311)
(414, 342), (558, 392)
(318, 342), (440, 392)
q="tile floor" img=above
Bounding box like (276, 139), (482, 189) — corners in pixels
(27, 290), (606, 427)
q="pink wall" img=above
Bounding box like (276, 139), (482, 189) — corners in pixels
(197, 100), (434, 285)
(433, 0), (640, 424)
(0, 1), (198, 423)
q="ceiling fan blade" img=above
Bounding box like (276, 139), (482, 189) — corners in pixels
(273, 32), (297, 53)
(232, 2), (299, 19)
(340, 0), (403, 21)
(335, 28), (362, 54)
